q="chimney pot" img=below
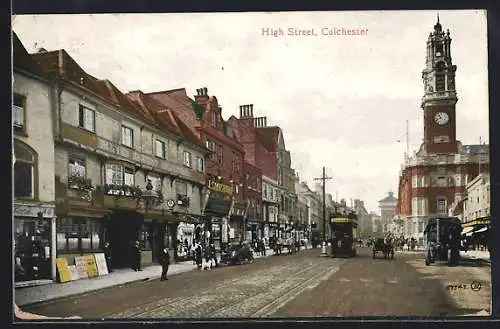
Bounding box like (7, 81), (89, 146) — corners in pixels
(203, 87), (208, 95)
(264, 117), (267, 126)
(250, 104), (254, 117)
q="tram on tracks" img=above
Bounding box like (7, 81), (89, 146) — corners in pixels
(329, 213), (359, 258)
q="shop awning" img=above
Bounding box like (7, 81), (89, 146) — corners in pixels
(475, 226), (488, 234)
(462, 227), (475, 235)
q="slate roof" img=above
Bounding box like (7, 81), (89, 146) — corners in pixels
(12, 31), (47, 78)
(255, 126), (279, 152)
(126, 91), (205, 149)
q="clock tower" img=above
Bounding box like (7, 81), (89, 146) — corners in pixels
(421, 15), (459, 154)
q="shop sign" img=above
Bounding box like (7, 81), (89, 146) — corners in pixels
(204, 198), (232, 216)
(56, 257), (71, 283)
(94, 253), (109, 276)
(83, 255), (99, 278)
(14, 204), (55, 218)
(75, 256), (89, 279)
(208, 180), (233, 196)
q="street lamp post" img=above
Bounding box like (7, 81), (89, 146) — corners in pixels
(314, 167), (332, 256)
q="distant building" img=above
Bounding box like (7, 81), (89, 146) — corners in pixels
(378, 192), (398, 234)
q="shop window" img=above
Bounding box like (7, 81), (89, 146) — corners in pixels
(14, 140), (36, 199)
(56, 218), (103, 252)
(138, 224), (152, 250)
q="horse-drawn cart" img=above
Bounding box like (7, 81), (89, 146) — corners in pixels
(372, 237), (394, 260)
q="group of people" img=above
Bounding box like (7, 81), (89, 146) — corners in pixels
(189, 240), (218, 270)
(103, 240), (171, 281)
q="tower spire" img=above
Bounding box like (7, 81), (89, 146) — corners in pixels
(437, 13), (440, 24)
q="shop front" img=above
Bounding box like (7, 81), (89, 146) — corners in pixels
(462, 217), (491, 252)
(231, 202), (247, 243)
(203, 180), (233, 252)
(14, 202), (56, 286)
(175, 213), (203, 260)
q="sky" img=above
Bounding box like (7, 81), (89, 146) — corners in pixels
(12, 10), (489, 213)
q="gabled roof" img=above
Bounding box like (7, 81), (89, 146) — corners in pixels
(147, 88), (205, 119)
(255, 126), (279, 152)
(31, 48), (113, 103)
(12, 32), (47, 78)
(127, 91), (205, 149)
(93, 79), (156, 126)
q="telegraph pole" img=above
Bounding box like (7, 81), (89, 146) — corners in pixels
(314, 167), (332, 247)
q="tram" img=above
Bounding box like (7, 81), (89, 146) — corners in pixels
(329, 214), (359, 258)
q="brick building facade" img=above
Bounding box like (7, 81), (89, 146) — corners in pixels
(148, 87), (246, 248)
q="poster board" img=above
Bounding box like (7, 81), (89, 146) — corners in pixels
(83, 255), (99, 278)
(55, 257), (71, 283)
(74, 256), (89, 279)
(94, 253), (109, 276)
(68, 265), (80, 281)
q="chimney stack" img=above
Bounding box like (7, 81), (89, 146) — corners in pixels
(249, 104), (254, 117)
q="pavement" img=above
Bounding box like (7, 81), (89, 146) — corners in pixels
(459, 250), (490, 262)
(15, 247), (301, 307)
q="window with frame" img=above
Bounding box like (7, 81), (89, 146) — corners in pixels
(105, 163), (135, 189)
(155, 139), (166, 158)
(176, 181), (188, 197)
(146, 175), (162, 191)
(436, 198), (447, 214)
(68, 155), (86, 187)
(79, 104), (96, 132)
(183, 151), (192, 167)
(14, 140), (36, 198)
(121, 126), (134, 148)
(211, 111), (217, 128)
(217, 145), (223, 164)
(196, 156), (204, 172)
(56, 217), (103, 252)
(13, 93), (25, 131)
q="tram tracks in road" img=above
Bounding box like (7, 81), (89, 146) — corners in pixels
(106, 257), (344, 319)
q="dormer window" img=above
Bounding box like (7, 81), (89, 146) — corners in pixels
(211, 111), (217, 128)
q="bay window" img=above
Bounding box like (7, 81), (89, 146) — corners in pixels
(105, 163), (135, 194)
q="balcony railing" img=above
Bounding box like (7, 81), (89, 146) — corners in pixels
(61, 123), (205, 184)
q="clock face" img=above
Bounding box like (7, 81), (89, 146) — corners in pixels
(434, 112), (449, 125)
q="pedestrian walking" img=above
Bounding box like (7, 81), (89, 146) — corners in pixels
(131, 240), (142, 271)
(104, 241), (113, 273)
(195, 242), (203, 269)
(160, 247), (170, 280)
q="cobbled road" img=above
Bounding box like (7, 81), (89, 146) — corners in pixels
(21, 248), (490, 319)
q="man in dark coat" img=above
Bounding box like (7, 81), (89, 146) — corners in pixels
(104, 242), (113, 273)
(160, 247), (170, 280)
(131, 241), (142, 271)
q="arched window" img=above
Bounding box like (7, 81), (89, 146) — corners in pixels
(14, 140), (37, 199)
